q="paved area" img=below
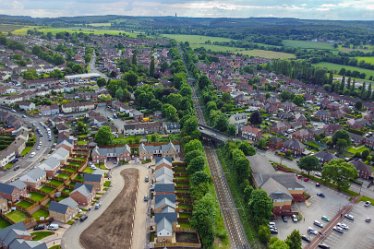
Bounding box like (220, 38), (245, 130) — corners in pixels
(320, 202), (374, 249)
(61, 164), (149, 249)
(96, 106), (126, 133)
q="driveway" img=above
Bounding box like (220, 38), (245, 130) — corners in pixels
(61, 163), (150, 249)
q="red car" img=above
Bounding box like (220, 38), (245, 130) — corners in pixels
(304, 178), (310, 182)
(297, 175), (303, 179)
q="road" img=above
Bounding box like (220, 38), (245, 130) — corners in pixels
(0, 107), (54, 183)
(61, 163), (150, 249)
(88, 51), (108, 80)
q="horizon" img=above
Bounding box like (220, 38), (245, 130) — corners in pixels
(0, 0), (373, 20)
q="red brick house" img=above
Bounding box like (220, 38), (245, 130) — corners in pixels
(0, 181), (27, 203)
(70, 183), (96, 206)
(292, 129), (314, 142)
(268, 137), (284, 150)
(270, 122), (290, 133)
(241, 126), (262, 141)
(282, 139), (305, 155)
(351, 160), (372, 180)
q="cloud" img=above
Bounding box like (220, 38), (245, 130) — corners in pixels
(0, 0), (373, 20)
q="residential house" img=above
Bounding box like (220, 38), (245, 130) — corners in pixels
(0, 222), (48, 249)
(0, 181), (27, 203)
(314, 110), (330, 122)
(70, 183), (95, 206)
(268, 137), (284, 150)
(155, 157), (173, 171)
(323, 124), (341, 135)
(292, 129), (314, 142)
(351, 160), (373, 180)
(123, 122), (162, 135)
(49, 197), (79, 223)
(314, 151), (336, 164)
(37, 157), (61, 178)
(19, 168), (46, 189)
(241, 125), (262, 141)
(364, 136), (374, 149)
(228, 113), (248, 131)
(139, 142), (180, 161)
(55, 123), (70, 133)
(18, 101), (36, 111)
(282, 139), (305, 155)
(39, 105), (59, 116)
(91, 145), (131, 163)
(347, 119), (369, 129)
(83, 174), (103, 191)
(61, 102), (95, 114)
(163, 122), (181, 134)
(270, 121), (290, 133)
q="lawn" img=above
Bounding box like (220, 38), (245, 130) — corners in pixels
(29, 192), (46, 202)
(49, 180), (63, 187)
(83, 167), (94, 173)
(356, 56), (374, 66)
(241, 49), (295, 59)
(31, 231), (54, 241)
(77, 140), (88, 146)
(4, 162), (14, 170)
(49, 246), (62, 249)
(314, 62), (374, 80)
(32, 209), (49, 221)
(16, 200), (33, 209)
(5, 210), (27, 223)
(20, 146), (33, 157)
(283, 40), (334, 50)
(40, 186), (55, 194)
(0, 217), (11, 228)
(347, 145), (369, 155)
(56, 173), (69, 180)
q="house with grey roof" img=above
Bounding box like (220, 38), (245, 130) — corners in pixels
(156, 218), (173, 243)
(139, 142), (180, 161)
(0, 222), (47, 249)
(163, 122), (181, 134)
(37, 157), (61, 178)
(91, 145), (131, 163)
(70, 183), (95, 206)
(0, 182), (27, 203)
(19, 168), (46, 189)
(49, 197), (79, 223)
(154, 167), (174, 181)
(83, 173), (103, 191)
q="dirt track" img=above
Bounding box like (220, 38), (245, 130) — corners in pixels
(80, 168), (139, 249)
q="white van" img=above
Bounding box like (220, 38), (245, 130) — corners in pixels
(47, 223), (59, 230)
(30, 152), (36, 158)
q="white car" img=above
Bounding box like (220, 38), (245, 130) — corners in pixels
(337, 223), (349, 230)
(307, 227), (318, 235)
(29, 152), (36, 158)
(344, 214), (354, 221)
(333, 226), (344, 233)
(36, 146), (41, 150)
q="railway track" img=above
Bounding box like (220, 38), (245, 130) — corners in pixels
(205, 146), (250, 249)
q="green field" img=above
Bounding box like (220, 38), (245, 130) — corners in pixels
(162, 34), (233, 44)
(87, 23), (112, 27)
(314, 62), (374, 80)
(339, 45), (374, 53)
(283, 40), (334, 50)
(356, 56), (374, 65)
(12, 26), (138, 38)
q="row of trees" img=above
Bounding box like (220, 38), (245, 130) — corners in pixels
(32, 45), (65, 66)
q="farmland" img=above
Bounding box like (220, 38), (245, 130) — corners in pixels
(241, 49), (295, 59)
(161, 34), (233, 44)
(356, 56), (374, 65)
(0, 24), (25, 32)
(282, 40), (334, 50)
(314, 62), (374, 80)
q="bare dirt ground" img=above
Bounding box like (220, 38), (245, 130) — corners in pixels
(80, 168), (139, 249)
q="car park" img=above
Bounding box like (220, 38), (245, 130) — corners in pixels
(344, 214), (354, 221)
(321, 215), (330, 222)
(80, 215), (88, 222)
(333, 225), (344, 233)
(301, 234), (311, 243)
(314, 220), (324, 228)
(317, 192), (325, 198)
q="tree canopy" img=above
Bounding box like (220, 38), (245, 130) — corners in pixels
(322, 159), (358, 190)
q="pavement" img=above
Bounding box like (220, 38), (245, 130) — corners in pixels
(61, 162), (151, 249)
(0, 107), (54, 183)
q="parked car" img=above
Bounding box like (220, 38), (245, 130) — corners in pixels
(144, 195), (149, 202)
(337, 223), (349, 230)
(282, 215), (288, 223)
(318, 244), (330, 249)
(307, 227), (318, 235)
(315, 182), (321, 187)
(297, 175), (303, 179)
(364, 201), (371, 207)
(333, 226), (344, 233)
(144, 176), (149, 182)
(344, 214), (354, 221)
(314, 220), (324, 228)
(315, 172), (322, 177)
(292, 214), (298, 223)
(13, 165), (20, 171)
(317, 193), (325, 198)
(47, 224), (59, 230)
(269, 222), (276, 226)
(270, 228), (278, 234)
(365, 217), (371, 223)
(321, 215), (330, 222)
(95, 203), (101, 210)
(304, 178), (310, 182)
(33, 224), (45, 231)
(30, 152), (36, 158)
(80, 215), (88, 222)
(301, 235), (311, 243)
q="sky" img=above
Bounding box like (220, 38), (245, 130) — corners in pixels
(0, 0), (373, 20)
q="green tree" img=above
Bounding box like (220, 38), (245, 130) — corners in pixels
(149, 56), (155, 77)
(297, 155), (321, 175)
(249, 111), (262, 126)
(97, 78), (107, 87)
(332, 130), (351, 147)
(361, 149), (370, 160)
(76, 121), (88, 134)
(322, 159), (358, 190)
(258, 225), (271, 244)
(248, 189), (273, 227)
(123, 71), (138, 86)
(336, 138), (349, 154)
(191, 171), (210, 186)
(95, 126), (113, 146)
(243, 185), (254, 203)
(355, 101), (363, 111)
(162, 104), (179, 122)
(257, 138), (268, 150)
(115, 87), (124, 101)
(269, 237), (289, 249)
(184, 139), (203, 154)
(292, 94), (305, 106)
(187, 156), (205, 174)
(239, 142), (256, 156)
(185, 150), (204, 164)
(286, 230), (302, 249)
